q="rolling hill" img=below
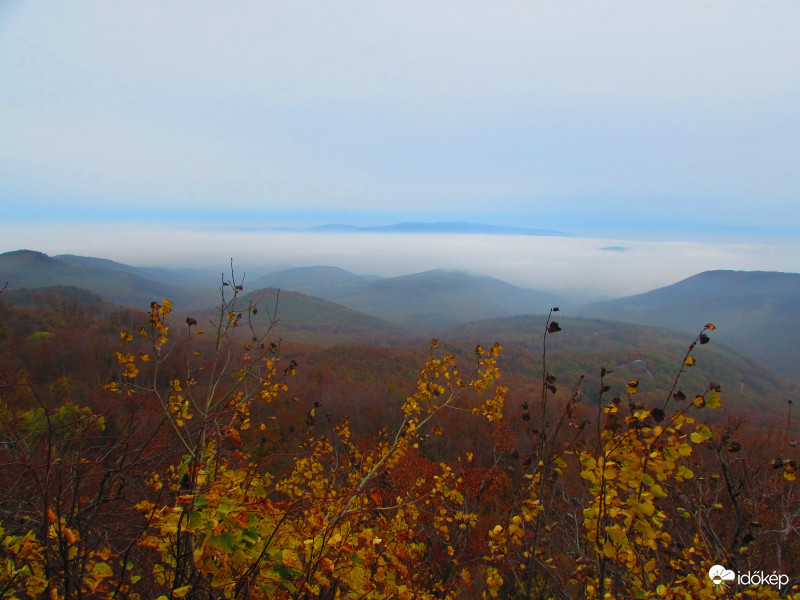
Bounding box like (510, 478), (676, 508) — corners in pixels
(574, 270), (800, 379)
(250, 266), (375, 300)
(224, 288), (413, 346)
(0, 250), (204, 308)
(437, 313), (799, 424)
(54, 254), (219, 291)
(254, 267), (561, 331)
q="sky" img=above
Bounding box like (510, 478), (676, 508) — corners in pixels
(1, 1), (799, 299)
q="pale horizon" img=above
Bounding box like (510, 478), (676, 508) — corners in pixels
(2, 2), (799, 298)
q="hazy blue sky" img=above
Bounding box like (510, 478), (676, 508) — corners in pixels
(1, 1), (799, 296)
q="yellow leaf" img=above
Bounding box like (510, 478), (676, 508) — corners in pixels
(603, 541), (616, 558)
(606, 525), (627, 546)
(91, 561), (113, 578)
(696, 424), (712, 440)
(26, 575), (49, 597)
(684, 356), (695, 366)
(116, 352), (135, 364)
(282, 549), (301, 570)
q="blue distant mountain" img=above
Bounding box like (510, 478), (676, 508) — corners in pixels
(309, 221), (566, 236)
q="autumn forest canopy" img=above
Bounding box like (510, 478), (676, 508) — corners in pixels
(1, 250), (799, 599)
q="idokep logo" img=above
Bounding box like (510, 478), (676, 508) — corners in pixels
(708, 565), (735, 587)
(708, 564), (790, 590)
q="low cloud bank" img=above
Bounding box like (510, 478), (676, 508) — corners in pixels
(2, 224), (797, 302)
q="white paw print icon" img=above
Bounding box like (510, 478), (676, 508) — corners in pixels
(709, 565), (736, 587)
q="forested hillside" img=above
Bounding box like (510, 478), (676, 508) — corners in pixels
(0, 250), (212, 309)
(252, 267), (562, 331)
(577, 270), (800, 379)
